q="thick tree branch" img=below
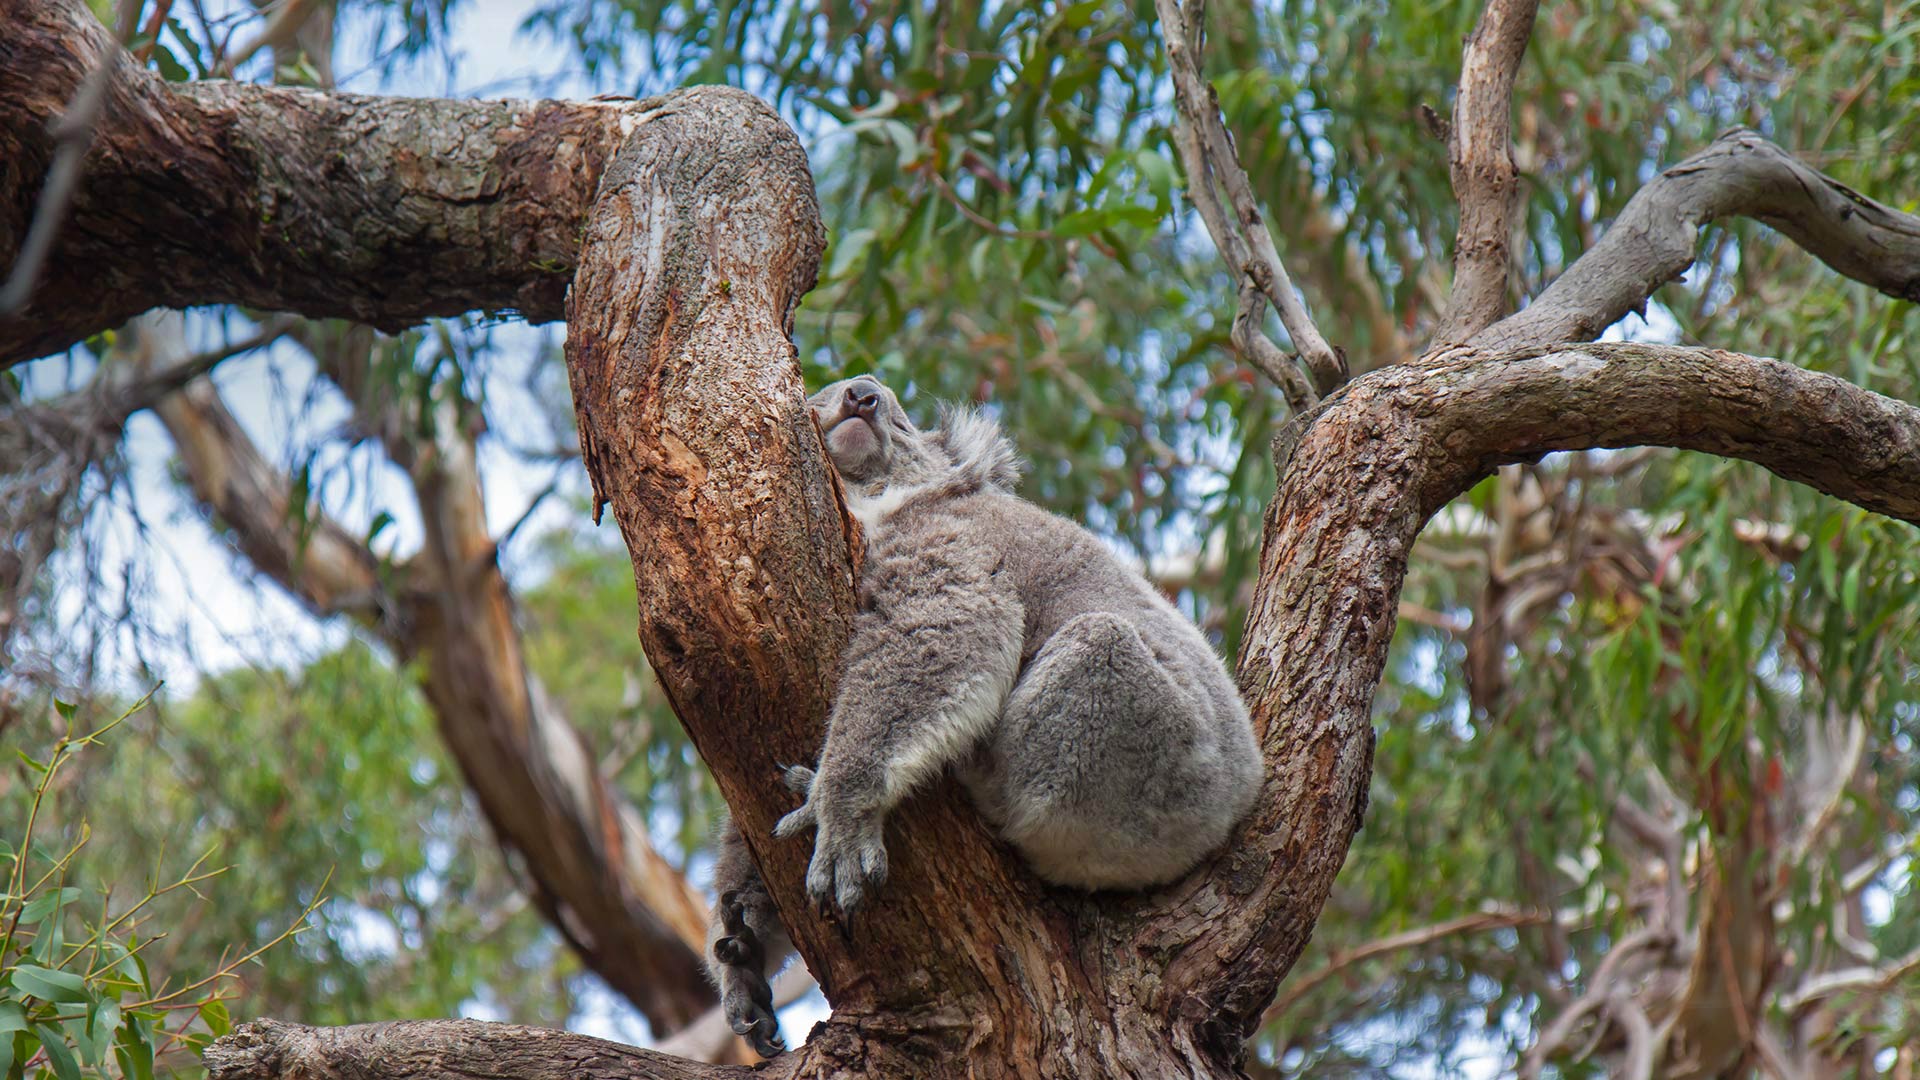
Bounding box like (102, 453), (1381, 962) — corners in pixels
(1433, 0), (1540, 344)
(202, 1021), (744, 1080)
(1170, 338), (1920, 1041)
(1474, 130), (1920, 351)
(0, 0), (647, 366)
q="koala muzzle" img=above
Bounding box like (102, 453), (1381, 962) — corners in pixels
(845, 383), (881, 419)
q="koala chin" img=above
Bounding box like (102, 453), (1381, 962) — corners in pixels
(705, 375), (1263, 1057)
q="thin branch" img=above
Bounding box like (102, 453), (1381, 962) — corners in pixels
(1522, 924), (1676, 1080)
(1265, 908), (1549, 1019)
(1433, 0), (1541, 344)
(1154, 0), (1345, 400)
(1474, 130), (1920, 351)
(1779, 944), (1920, 1016)
(215, 0), (324, 77)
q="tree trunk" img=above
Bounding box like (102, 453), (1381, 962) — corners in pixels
(8, 2), (1920, 1076)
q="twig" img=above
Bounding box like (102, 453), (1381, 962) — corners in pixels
(1265, 908), (1549, 1018)
(1521, 923), (1676, 1079)
(1779, 944), (1920, 1016)
(1154, 0), (1345, 402)
(1433, 0), (1542, 344)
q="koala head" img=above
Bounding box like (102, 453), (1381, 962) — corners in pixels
(808, 376), (1026, 497)
(808, 376), (948, 489)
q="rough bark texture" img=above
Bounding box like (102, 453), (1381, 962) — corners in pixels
(203, 1021), (744, 1080)
(9, 1), (1920, 1076)
(0, 0), (641, 365)
(1473, 129), (1920, 352)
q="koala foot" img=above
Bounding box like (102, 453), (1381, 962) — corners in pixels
(712, 892), (785, 1057)
(803, 817), (888, 916)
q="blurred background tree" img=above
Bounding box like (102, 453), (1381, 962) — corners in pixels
(2, 0), (1915, 1075)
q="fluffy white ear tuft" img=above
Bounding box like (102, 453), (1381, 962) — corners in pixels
(935, 405), (1026, 493)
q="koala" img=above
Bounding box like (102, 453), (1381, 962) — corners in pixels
(706, 375), (1263, 1056)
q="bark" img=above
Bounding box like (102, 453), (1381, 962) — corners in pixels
(0, 0), (642, 366)
(136, 316), (720, 1035)
(203, 1020), (743, 1080)
(8, 1), (1918, 1075)
(1433, 0), (1539, 344)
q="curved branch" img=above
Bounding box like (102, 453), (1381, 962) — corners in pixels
(0, 0), (646, 366)
(1172, 339), (1920, 1037)
(1433, 0), (1540, 344)
(1155, 0), (1345, 398)
(1474, 131), (1920, 351)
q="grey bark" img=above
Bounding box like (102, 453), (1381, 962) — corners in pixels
(1473, 129), (1920, 352)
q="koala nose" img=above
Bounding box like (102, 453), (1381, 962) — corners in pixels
(845, 384), (880, 417)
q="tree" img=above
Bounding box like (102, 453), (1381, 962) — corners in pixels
(3, 0), (1917, 1076)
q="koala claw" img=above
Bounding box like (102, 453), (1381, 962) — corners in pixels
(722, 980), (785, 1058)
(804, 822), (888, 915)
(730, 1005), (786, 1058)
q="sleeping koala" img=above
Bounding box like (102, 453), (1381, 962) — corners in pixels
(706, 375), (1263, 1055)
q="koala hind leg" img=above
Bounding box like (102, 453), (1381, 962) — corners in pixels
(706, 815), (794, 1057)
(976, 611), (1240, 891)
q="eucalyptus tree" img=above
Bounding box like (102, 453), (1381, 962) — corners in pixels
(2, 0), (1916, 1076)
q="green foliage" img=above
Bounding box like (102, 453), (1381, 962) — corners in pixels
(27, 0), (1920, 1071)
(0, 694), (303, 1080)
(7, 649), (577, 1038)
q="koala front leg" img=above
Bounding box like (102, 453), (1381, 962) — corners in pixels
(777, 558), (1022, 914)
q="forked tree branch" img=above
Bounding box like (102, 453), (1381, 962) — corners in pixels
(1170, 338), (1920, 1039)
(1474, 130), (1920, 351)
(1155, 0), (1345, 403)
(1433, 0), (1540, 344)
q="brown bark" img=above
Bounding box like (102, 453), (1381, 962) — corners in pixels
(0, 0), (640, 366)
(203, 1020), (744, 1080)
(6, 1), (1918, 1075)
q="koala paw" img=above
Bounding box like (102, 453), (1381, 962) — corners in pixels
(718, 968), (785, 1058)
(803, 817), (888, 916)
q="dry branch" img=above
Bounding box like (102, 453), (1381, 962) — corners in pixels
(1433, 0), (1540, 344)
(135, 314), (720, 1033)
(1474, 130), (1920, 351)
(1155, 0), (1345, 401)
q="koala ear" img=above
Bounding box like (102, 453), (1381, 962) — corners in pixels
(935, 404), (1026, 492)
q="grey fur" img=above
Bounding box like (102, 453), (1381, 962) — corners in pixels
(706, 375), (1262, 1054)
